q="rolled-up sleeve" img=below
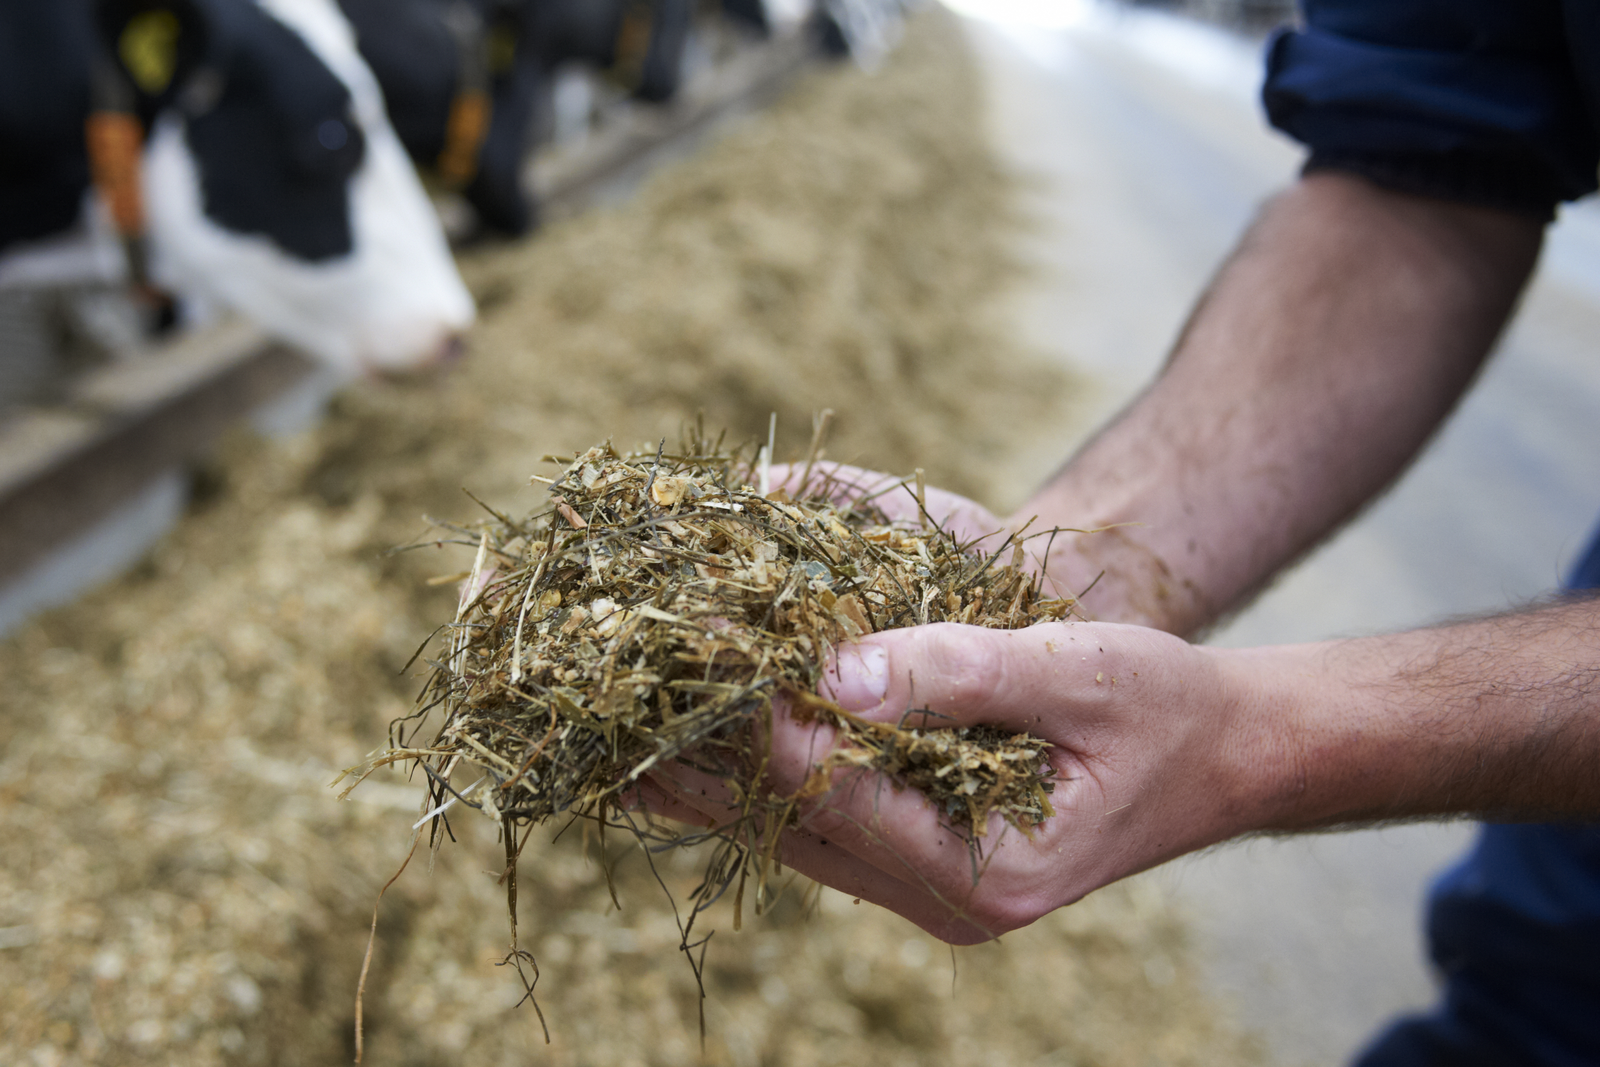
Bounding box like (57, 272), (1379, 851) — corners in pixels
(1262, 1), (1599, 219)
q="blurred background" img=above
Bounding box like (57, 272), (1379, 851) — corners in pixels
(5, 1), (1599, 1065)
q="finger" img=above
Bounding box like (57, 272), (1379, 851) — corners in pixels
(819, 623), (1119, 737)
(645, 762), (1007, 943)
(458, 565), (499, 608)
(641, 759), (746, 822)
(629, 774), (728, 828)
(641, 716), (1026, 939)
(771, 825), (1004, 944)
(766, 463), (1008, 549)
(641, 707), (858, 826)
(766, 462), (897, 508)
(725, 701), (1042, 934)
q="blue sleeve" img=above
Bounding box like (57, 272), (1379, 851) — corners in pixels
(1261, 0), (1599, 219)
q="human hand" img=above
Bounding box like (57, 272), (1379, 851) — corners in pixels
(642, 621), (1288, 944)
(766, 462), (1013, 558)
(767, 462), (1137, 623)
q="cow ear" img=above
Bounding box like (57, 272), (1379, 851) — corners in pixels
(93, 0), (208, 103)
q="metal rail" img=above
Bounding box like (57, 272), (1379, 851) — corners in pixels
(0, 323), (313, 588)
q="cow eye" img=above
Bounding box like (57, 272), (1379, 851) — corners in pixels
(317, 118), (350, 152)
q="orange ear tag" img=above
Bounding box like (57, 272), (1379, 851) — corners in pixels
(85, 111), (146, 237)
(438, 89), (492, 187)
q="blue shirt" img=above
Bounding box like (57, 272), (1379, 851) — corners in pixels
(1262, 1), (1600, 219)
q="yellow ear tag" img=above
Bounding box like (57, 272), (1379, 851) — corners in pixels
(119, 9), (182, 96)
(486, 23), (518, 77)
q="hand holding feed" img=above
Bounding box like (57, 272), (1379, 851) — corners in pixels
(639, 460), (1279, 943)
(645, 620), (1289, 943)
(765, 462), (1013, 556)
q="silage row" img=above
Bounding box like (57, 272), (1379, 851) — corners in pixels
(0, 11), (1261, 1067)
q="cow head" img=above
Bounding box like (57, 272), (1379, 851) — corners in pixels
(94, 0), (475, 373)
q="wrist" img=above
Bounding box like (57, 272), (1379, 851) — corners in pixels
(1011, 507), (1213, 636)
(1196, 644), (1328, 838)
(1209, 637), (1458, 833)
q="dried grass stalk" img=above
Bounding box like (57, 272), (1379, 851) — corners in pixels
(343, 427), (1081, 1017)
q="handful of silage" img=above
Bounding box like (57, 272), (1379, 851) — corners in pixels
(358, 435), (1079, 894)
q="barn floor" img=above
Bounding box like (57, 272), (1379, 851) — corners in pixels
(0, 11), (1264, 1066)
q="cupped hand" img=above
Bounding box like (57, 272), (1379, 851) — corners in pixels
(764, 462), (1105, 609)
(765, 462), (1014, 559)
(642, 621), (1290, 944)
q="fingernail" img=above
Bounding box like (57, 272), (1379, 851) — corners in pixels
(825, 645), (889, 711)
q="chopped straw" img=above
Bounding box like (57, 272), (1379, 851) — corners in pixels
(342, 425), (1083, 1029)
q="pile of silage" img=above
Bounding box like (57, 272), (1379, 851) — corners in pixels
(0, 9), (1265, 1067)
(355, 436), (1072, 957)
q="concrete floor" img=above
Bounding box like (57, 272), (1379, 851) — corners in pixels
(959, 5), (1600, 1064)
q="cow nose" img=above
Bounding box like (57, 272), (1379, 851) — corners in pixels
(360, 330), (470, 378)
(434, 332), (468, 366)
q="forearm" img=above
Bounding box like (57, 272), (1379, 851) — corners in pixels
(1017, 172), (1543, 636)
(1230, 595), (1600, 830)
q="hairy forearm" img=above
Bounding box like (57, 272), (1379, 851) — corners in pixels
(1227, 595), (1600, 829)
(1016, 172), (1543, 636)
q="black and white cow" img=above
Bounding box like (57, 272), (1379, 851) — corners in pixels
(332, 0), (698, 239)
(815, 0), (909, 66)
(1, 0), (473, 378)
(333, 0), (542, 235)
(721, 0), (788, 37)
(532, 0), (695, 104)
(710, 0), (905, 62)
(1, 5), (100, 254)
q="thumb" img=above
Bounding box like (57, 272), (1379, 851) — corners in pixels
(820, 622), (1068, 731)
